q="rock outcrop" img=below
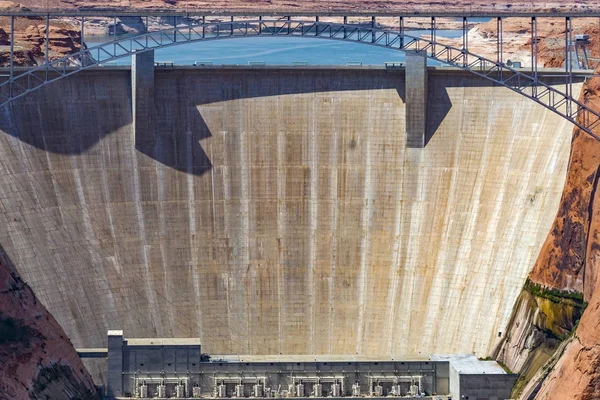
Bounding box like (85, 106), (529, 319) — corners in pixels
(527, 73), (600, 400)
(493, 281), (586, 397)
(0, 17), (81, 67)
(534, 287), (600, 398)
(0, 245), (98, 400)
(494, 69), (600, 399)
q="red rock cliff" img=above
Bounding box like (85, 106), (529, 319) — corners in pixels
(527, 74), (600, 400)
(0, 246), (98, 400)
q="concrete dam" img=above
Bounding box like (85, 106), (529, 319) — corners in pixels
(0, 66), (577, 367)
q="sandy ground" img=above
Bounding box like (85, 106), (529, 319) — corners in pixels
(2, 0), (600, 15)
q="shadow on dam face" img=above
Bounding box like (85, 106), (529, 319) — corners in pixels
(0, 68), (456, 175)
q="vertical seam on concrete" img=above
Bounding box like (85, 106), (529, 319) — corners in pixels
(386, 148), (406, 354)
(210, 146), (217, 233)
(131, 134), (163, 334)
(356, 134), (372, 355)
(395, 150), (423, 354)
(328, 128), (339, 354)
(187, 122), (204, 339)
(240, 118), (250, 353)
(276, 128), (285, 355)
(308, 98), (318, 354)
(156, 149), (174, 335)
(475, 102), (518, 352)
(71, 168), (115, 337)
(222, 130), (233, 351)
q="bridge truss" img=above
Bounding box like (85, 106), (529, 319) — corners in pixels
(1, 15), (599, 138)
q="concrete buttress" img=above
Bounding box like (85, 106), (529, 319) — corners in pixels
(132, 50), (155, 141)
(405, 51), (428, 148)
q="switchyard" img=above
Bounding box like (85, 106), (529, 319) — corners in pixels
(84, 331), (516, 399)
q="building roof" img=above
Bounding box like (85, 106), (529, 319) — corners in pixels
(208, 354), (430, 363)
(125, 338), (202, 346)
(430, 354), (507, 375)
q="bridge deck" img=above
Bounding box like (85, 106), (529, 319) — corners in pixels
(0, 65), (594, 74)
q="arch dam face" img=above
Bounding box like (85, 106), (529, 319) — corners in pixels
(0, 66), (578, 361)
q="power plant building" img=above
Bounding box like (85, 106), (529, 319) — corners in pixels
(102, 331), (516, 399)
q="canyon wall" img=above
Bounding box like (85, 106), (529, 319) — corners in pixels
(526, 73), (600, 400)
(0, 245), (97, 399)
(493, 71), (600, 399)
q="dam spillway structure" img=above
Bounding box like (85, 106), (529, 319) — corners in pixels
(0, 10), (595, 400)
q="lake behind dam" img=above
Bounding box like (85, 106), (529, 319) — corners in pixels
(84, 29), (466, 66)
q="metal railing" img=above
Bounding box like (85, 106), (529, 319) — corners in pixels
(1, 19), (598, 138)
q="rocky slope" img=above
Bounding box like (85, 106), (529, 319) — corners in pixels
(494, 70), (600, 399)
(475, 17), (600, 68)
(527, 73), (600, 400)
(493, 280), (586, 397)
(533, 287), (600, 398)
(0, 16), (81, 67)
(0, 245), (98, 400)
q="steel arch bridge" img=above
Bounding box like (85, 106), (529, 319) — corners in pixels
(1, 18), (598, 138)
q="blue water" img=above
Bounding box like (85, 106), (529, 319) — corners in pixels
(84, 29), (465, 66)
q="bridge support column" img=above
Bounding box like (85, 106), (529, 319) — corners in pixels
(405, 51), (428, 148)
(132, 50), (155, 140)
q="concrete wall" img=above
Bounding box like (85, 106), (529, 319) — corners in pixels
(0, 68), (576, 366)
(459, 374), (518, 399)
(449, 363), (460, 400)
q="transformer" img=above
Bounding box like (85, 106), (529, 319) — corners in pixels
(296, 383), (305, 397)
(313, 383), (323, 397)
(288, 384), (296, 397)
(218, 384), (227, 398)
(373, 384), (383, 397)
(254, 384), (264, 397)
(409, 384), (419, 396)
(235, 384), (245, 397)
(351, 383), (360, 397)
(193, 386), (202, 398)
(390, 385), (401, 396)
(157, 383), (166, 398)
(139, 383), (148, 398)
(176, 383), (186, 398)
(331, 383), (341, 397)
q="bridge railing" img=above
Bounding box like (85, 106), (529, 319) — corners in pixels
(1, 19), (598, 138)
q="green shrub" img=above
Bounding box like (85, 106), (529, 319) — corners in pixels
(524, 279), (586, 307)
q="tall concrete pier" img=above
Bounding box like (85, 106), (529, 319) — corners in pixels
(405, 52), (428, 148)
(0, 67), (578, 382)
(132, 50), (155, 139)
